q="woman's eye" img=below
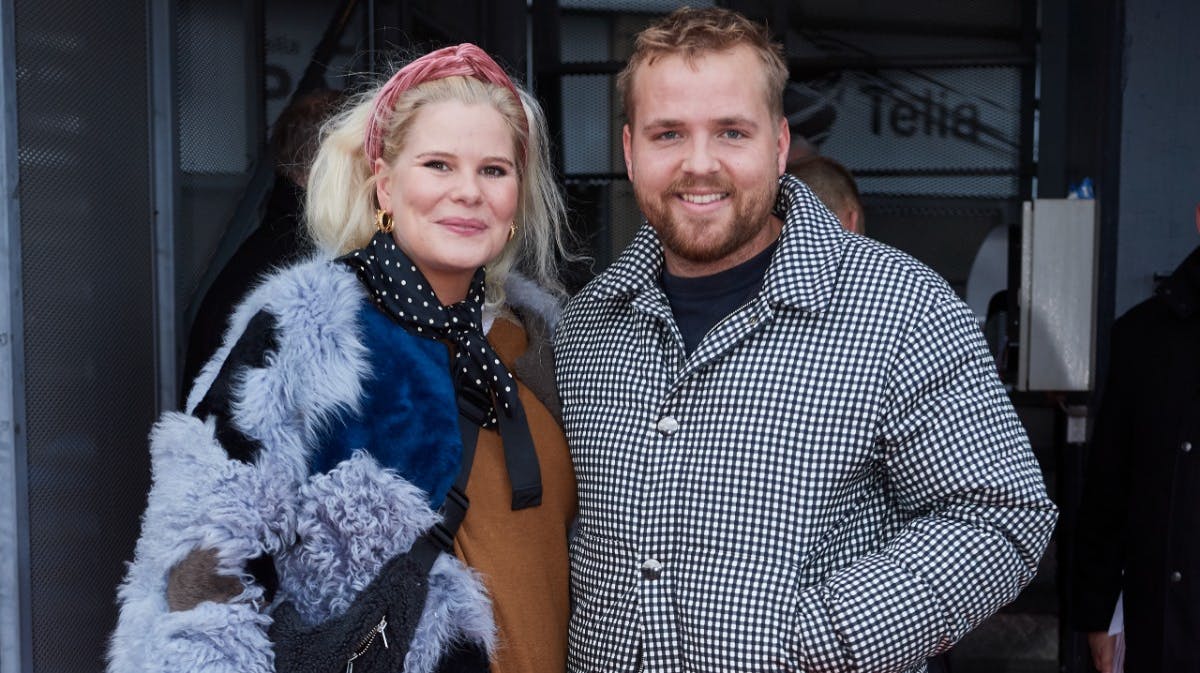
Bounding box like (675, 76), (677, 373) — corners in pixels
(424, 160), (449, 171)
(482, 165), (508, 178)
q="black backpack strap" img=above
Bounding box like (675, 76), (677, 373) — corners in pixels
(454, 371), (542, 515)
(430, 412), (480, 552)
(496, 399), (541, 510)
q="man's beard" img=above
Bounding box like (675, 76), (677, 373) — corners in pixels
(635, 175), (776, 266)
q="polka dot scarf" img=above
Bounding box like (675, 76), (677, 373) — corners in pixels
(339, 231), (543, 509)
(340, 231), (520, 427)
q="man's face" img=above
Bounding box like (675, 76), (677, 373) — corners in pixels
(623, 45), (789, 277)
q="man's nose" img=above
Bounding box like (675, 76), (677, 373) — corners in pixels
(682, 137), (719, 174)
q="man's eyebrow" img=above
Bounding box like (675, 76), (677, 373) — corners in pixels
(714, 116), (759, 129)
(639, 116), (761, 130)
(640, 119), (684, 130)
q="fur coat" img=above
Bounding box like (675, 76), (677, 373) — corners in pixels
(108, 257), (560, 673)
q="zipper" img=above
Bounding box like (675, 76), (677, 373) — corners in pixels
(345, 614), (389, 673)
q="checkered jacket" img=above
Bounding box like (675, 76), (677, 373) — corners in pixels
(555, 175), (1057, 673)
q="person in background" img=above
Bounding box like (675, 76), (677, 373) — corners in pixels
(110, 44), (575, 673)
(555, 7), (1057, 672)
(788, 154), (865, 235)
(1073, 206), (1200, 673)
(182, 89), (344, 394)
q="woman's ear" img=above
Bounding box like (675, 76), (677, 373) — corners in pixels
(374, 157), (392, 211)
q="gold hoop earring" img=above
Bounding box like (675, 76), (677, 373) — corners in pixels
(375, 209), (394, 234)
(508, 223), (518, 241)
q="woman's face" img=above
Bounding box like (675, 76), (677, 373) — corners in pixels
(375, 100), (519, 304)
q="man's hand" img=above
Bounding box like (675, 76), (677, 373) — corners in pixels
(1087, 631), (1116, 673)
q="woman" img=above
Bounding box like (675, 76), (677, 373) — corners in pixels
(109, 44), (575, 673)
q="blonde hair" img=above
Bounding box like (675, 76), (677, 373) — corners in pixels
(305, 73), (569, 307)
(617, 7), (789, 123)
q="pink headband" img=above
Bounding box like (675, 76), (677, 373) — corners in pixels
(364, 43), (524, 170)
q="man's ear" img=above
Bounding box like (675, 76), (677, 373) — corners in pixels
(775, 117), (790, 176)
(844, 208), (863, 236)
(622, 124), (634, 181)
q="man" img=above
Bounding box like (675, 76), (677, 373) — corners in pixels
(1073, 214), (1200, 672)
(555, 8), (1057, 672)
(788, 155), (865, 235)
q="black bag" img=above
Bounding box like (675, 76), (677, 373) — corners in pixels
(269, 535), (437, 673)
(268, 412), (497, 673)
(269, 501), (490, 673)
(269, 402), (528, 673)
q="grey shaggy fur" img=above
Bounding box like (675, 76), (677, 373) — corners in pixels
(110, 413), (286, 673)
(111, 259), (558, 673)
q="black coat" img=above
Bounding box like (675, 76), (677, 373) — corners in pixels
(1073, 245), (1200, 672)
(182, 174), (312, 397)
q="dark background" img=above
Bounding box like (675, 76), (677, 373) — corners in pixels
(2, 1), (1196, 672)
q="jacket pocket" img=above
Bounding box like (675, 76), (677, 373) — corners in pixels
(567, 530), (640, 669)
(674, 544), (799, 672)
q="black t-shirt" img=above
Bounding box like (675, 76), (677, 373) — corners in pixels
(660, 240), (778, 355)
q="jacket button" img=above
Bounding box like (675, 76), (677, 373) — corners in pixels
(1171, 570), (1183, 583)
(641, 558), (663, 580)
(1183, 441), (1193, 453)
(656, 416), (680, 435)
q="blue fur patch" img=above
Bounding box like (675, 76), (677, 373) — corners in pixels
(310, 302), (462, 508)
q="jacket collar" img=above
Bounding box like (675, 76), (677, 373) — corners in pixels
(587, 174), (843, 313)
(1157, 244), (1200, 319)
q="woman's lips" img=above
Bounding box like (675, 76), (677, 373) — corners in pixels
(438, 217), (489, 234)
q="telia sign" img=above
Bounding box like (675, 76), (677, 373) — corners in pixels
(801, 68), (1022, 197)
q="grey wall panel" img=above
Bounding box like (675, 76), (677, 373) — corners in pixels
(1, 1), (30, 671)
(1116, 0), (1200, 316)
(173, 0), (262, 334)
(13, 1), (154, 671)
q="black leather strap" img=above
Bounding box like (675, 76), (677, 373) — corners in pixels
(497, 400), (542, 510)
(432, 409), (481, 553)
(455, 376), (541, 513)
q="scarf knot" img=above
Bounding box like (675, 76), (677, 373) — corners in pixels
(339, 232), (519, 428)
(338, 232), (542, 511)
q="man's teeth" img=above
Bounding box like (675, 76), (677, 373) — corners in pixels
(680, 193), (726, 204)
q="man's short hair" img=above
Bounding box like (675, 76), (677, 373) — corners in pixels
(788, 155), (864, 229)
(616, 7), (788, 123)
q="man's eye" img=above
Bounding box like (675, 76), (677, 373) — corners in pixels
(722, 129), (745, 140)
(656, 130), (680, 141)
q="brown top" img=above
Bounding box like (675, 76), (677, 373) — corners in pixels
(454, 317), (577, 673)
